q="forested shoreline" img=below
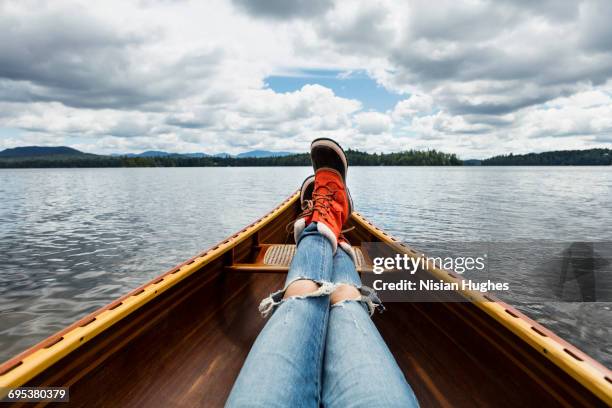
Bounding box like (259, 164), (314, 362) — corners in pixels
(1, 147), (611, 168)
(482, 149), (611, 165)
(0, 149), (462, 168)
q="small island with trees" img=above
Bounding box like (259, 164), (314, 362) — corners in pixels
(481, 149), (611, 165)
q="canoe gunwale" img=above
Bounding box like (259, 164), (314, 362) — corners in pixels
(0, 192), (610, 405)
(0, 191), (301, 389)
(350, 211), (612, 405)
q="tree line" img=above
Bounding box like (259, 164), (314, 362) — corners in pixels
(3, 148), (609, 168)
(482, 149), (612, 165)
(0, 149), (463, 168)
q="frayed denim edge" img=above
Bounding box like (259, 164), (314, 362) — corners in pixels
(259, 279), (385, 318)
(329, 282), (385, 316)
(359, 284), (386, 315)
(258, 278), (337, 318)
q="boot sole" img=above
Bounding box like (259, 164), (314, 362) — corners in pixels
(308, 138), (353, 215)
(310, 138), (348, 180)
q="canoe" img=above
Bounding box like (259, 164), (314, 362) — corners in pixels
(1, 191), (611, 407)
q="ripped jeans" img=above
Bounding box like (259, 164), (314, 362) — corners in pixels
(226, 223), (419, 408)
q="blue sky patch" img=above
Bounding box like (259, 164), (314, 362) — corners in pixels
(265, 69), (405, 112)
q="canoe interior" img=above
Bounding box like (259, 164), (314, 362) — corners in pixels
(16, 199), (608, 408)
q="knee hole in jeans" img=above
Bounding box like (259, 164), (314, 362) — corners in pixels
(283, 279), (320, 299)
(330, 284), (361, 305)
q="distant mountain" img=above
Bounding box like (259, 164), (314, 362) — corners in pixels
(236, 150), (294, 158)
(113, 151), (209, 158)
(182, 152), (209, 158)
(128, 150), (182, 158)
(108, 150), (292, 158)
(0, 146), (88, 158)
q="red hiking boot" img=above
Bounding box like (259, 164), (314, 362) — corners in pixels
(310, 168), (350, 252)
(293, 138), (353, 252)
(293, 175), (357, 265)
(293, 175), (316, 243)
(294, 170), (357, 263)
(299, 175), (315, 212)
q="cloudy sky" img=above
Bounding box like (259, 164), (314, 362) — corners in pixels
(1, 0), (612, 158)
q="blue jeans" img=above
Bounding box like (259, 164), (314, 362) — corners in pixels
(226, 223), (419, 407)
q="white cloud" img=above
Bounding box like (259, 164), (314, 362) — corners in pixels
(392, 94), (434, 120)
(0, 0), (612, 158)
(354, 111), (391, 134)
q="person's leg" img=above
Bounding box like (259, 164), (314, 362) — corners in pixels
(322, 247), (420, 408)
(228, 138), (353, 407)
(226, 223), (335, 408)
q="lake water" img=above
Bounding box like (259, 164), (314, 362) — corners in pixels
(0, 167), (611, 367)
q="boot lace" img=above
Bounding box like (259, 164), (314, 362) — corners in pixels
(286, 183), (351, 235)
(311, 184), (339, 217)
(285, 184), (337, 234)
(285, 199), (314, 234)
(314, 185), (354, 233)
